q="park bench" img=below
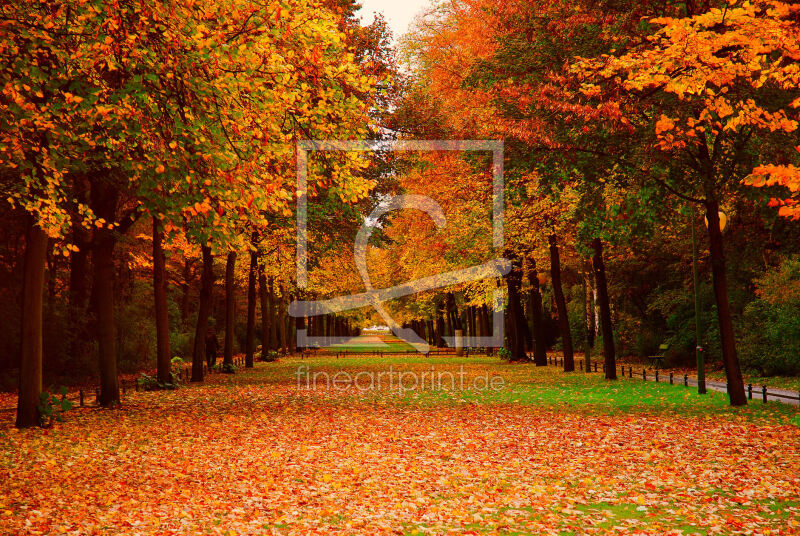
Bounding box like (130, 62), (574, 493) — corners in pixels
(648, 343), (669, 369)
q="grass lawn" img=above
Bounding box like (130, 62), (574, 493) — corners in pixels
(1, 353), (799, 535)
(323, 333), (417, 353)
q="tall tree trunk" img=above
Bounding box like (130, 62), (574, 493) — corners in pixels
(16, 220), (48, 428)
(191, 245), (214, 382)
(526, 257), (548, 366)
(245, 248), (257, 368)
(592, 238), (616, 380)
(223, 251), (236, 367)
(153, 218), (171, 384)
(705, 200), (746, 406)
(504, 251), (528, 361)
(549, 235), (574, 371)
(91, 182), (120, 406)
(258, 265), (269, 360)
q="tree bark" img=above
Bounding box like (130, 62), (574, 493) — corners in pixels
(153, 218), (171, 384)
(245, 248), (257, 368)
(191, 245), (214, 381)
(705, 200), (746, 406)
(16, 220), (48, 428)
(549, 235), (574, 371)
(526, 257), (548, 366)
(592, 238), (616, 380)
(223, 251), (236, 367)
(91, 183), (120, 406)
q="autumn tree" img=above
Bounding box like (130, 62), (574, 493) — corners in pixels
(574, 0), (800, 404)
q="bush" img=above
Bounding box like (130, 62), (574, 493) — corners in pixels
(38, 387), (73, 428)
(170, 331), (193, 359)
(137, 373), (178, 391)
(737, 257), (800, 376)
(739, 301), (800, 376)
(213, 362), (237, 374)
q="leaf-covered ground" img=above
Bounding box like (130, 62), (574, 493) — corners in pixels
(2, 355), (799, 535)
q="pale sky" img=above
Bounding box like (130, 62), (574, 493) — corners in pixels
(357, 0), (433, 41)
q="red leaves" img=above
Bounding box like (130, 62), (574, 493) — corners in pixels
(2, 360), (799, 534)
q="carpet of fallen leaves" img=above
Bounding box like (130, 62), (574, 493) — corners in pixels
(2, 356), (800, 535)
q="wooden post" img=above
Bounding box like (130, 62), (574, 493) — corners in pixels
(762, 385), (767, 403)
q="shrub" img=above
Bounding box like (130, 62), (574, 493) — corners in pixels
(739, 301), (800, 376)
(38, 387), (73, 428)
(170, 331), (193, 359)
(137, 373), (178, 391)
(213, 362), (237, 374)
(737, 257), (800, 376)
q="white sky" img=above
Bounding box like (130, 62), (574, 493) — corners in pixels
(357, 0), (433, 41)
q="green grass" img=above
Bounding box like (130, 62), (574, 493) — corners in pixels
(324, 333), (417, 353)
(264, 353), (800, 424)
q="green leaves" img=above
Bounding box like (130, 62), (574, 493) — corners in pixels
(36, 387), (73, 428)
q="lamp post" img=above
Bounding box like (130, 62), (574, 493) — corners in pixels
(690, 205), (706, 394)
(691, 205), (727, 395)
